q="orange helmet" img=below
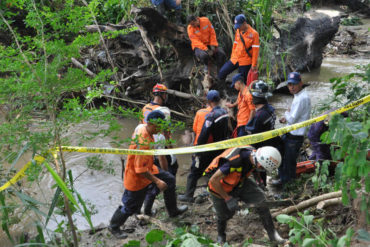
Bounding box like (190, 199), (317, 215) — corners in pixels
(153, 83), (168, 94)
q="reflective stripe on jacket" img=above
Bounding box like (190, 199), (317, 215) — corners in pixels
(142, 103), (161, 123)
(205, 146), (255, 196)
(230, 25), (260, 67)
(187, 17), (218, 51)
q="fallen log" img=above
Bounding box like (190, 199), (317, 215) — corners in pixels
(316, 197), (342, 210)
(103, 94), (192, 119)
(167, 88), (200, 100)
(272, 191), (342, 217)
(136, 214), (175, 237)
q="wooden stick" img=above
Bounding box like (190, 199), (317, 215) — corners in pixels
(166, 88), (201, 100)
(71, 58), (96, 77)
(132, 17), (163, 80)
(135, 214), (175, 237)
(316, 197), (342, 210)
(102, 94), (192, 119)
(272, 191), (342, 217)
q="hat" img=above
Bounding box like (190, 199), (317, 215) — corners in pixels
(231, 73), (244, 88)
(153, 83), (168, 93)
(146, 110), (165, 123)
(206, 90), (220, 102)
(234, 14), (246, 29)
(287, 72), (302, 84)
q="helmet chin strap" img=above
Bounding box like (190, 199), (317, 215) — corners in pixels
(252, 150), (264, 171)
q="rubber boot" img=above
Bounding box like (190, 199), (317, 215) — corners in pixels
(257, 207), (286, 245)
(108, 206), (129, 239)
(143, 196), (157, 216)
(178, 175), (197, 202)
(165, 190), (188, 217)
(217, 219), (227, 244)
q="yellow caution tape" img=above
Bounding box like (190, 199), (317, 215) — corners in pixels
(60, 94), (370, 155)
(0, 155), (45, 191)
(1, 94), (369, 192)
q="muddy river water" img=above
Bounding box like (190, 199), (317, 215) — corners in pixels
(1, 37), (370, 247)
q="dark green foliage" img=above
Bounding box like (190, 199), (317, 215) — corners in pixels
(341, 16), (363, 26)
(277, 211), (354, 247)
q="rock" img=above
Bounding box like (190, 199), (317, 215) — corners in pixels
(277, 14), (340, 79)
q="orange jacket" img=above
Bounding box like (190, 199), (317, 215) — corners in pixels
(142, 103), (161, 124)
(205, 146), (255, 196)
(230, 25), (260, 67)
(124, 124), (159, 191)
(193, 106), (212, 145)
(237, 87), (255, 127)
(187, 17), (218, 51)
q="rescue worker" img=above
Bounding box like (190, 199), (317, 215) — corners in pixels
(226, 73), (255, 137)
(187, 15), (226, 73)
(142, 83), (169, 124)
(178, 90), (229, 202)
(192, 104), (212, 146)
(246, 80), (281, 149)
(142, 85), (178, 215)
(205, 146), (286, 244)
(246, 80), (283, 186)
(142, 107), (179, 216)
(151, 0), (182, 24)
(218, 14), (259, 83)
(307, 111), (348, 161)
(108, 110), (187, 239)
(142, 84), (171, 184)
(272, 72), (311, 186)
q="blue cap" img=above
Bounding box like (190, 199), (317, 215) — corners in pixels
(234, 14), (246, 29)
(287, 72), (302, 84)
(231, 73), (244, 88)
(146, 110), (165, 123)
(206, 90), (220, 102)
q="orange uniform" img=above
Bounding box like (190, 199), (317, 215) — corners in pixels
(230, 26), (259, 67)
(187, 17), (218, 51)
(123, 124), (159, 191)
(142, 103), (161, 124)
(237, 87), (255, 127)
(204, 146), (255, 196)
(192, 106), (212, 145)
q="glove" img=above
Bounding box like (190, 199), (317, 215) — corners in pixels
(206, 49), (214, 56)
(225, 197), (239, 213)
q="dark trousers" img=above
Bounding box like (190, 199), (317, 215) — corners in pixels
(237, 125), (247, 137)
(309, 142), (331, 161)
(144, 156), (178, 208)
(278, 134), (304, 184)
(194, 48), (226, 68)
(210, 178), (266, 222)
(218, 60), (251, 81)
(184, 151), (219, 197)
(120, 168), (178, 216)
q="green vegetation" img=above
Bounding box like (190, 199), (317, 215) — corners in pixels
(341, 16), (363, 26)
(123, 227), (220, 247)
(277, 211), (354, 247)
(0, 0), (369, 246)
(277, 64), (370, 247)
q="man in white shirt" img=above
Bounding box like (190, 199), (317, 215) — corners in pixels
(272, 72), (311, 186)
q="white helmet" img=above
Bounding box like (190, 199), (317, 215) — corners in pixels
(255, 146), (281, 173)
(155, 106), (171, 121)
